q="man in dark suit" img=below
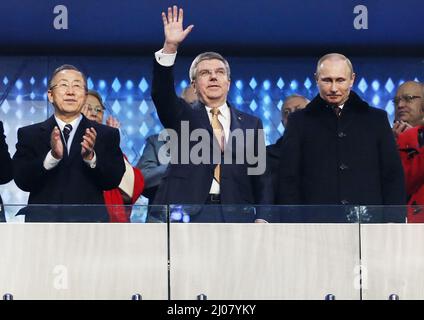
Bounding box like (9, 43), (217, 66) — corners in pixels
(277, 53), (406, 222)
(0, 121), (13, 221)
(136, 134), (169, 201)
(150, 6), (273, 223)
(266, 94), (309, 203)
(13, 65), (125, 222)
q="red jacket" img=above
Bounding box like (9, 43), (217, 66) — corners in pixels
(397, 126), (424, 222)
(103, 156), (144, 222)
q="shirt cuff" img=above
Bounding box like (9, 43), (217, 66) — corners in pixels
(43, 150), (61, 170)
(84, 151), (97, 168)
(155, 49), (177, 67)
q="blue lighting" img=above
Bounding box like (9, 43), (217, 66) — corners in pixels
(372, 94), (380, 106)
(15, 79), (23, 90)
(87, 78), (94, 90)
(15, 94), (22, 104)
(138, 78), (149, 92)
(249, 78), (257, 90)
(126, 80), (134, 90)
(235, 80), (243, 90)
(180, 80), (188, 88)
(372, 80), (380, 91)
(263, 80), (271, 91)
(139, 100), (149, 114)
(236, 95), (243, 105)
(277, 100), (283, 110)
(304, 77), (312, 89)
(263, 95), (271, 104)
(290, 80), (298, 90)
(277, 77), (284, 89)
(99, 80), (107, 90)
(249, 100), (258, 112)
(385, 78), (395, 93)
(358, 78), (368, 93)
(111, 78), (121, 92)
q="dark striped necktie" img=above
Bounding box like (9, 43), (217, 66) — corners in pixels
(63, 124), (73, 144)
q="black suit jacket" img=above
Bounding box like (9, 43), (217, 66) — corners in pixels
(0, 121), (13, 221)
(13, 115), (125, 222)
(277, 92), (406, 221)
(151, 60), (273, 222)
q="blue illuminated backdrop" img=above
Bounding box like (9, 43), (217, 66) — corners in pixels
(0, 55), (423, 207)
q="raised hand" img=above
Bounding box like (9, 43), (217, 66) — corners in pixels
(162, 5), (194, 54)
(81, 127), (97, 161)
(50, 126), (64, 159)
(106, 115), (120, 129)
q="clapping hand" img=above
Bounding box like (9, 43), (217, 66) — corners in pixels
(81, 127), (97, 160)
(106, 115), (120, 129)
(50, 126), (64, 160)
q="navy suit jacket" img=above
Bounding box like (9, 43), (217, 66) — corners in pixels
(13, 115), (125, 222)
(151, 60), (273, 222)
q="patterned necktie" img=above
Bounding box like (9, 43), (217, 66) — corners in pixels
(210, 108), (224, 183)
(333, 106), (342, 117)
(63, 124), (73, 145)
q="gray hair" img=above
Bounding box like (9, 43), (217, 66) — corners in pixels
(189, 52), (231, 81)
(315, 53), (354, 78)
(48, 64), (87, 91)
(87, 90), (105, 110)
(283, 94), (310, 107)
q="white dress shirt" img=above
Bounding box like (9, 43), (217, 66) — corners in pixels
(155, 49), (231, 194)
(43, 114), (97, 170)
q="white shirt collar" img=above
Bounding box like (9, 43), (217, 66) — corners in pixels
(205, 102), (230, 119)
(54, 114), (82, 131)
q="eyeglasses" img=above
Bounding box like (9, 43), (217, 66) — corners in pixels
(392, 95), (422, 105)
(50, 81), (86, 93)
(85, 104), (104, 114)
(197, 68), (227, 79)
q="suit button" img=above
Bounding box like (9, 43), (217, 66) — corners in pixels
(341, 200), (349, 205)
(339, 163), (349, 170)
(338, 132), (346, 138)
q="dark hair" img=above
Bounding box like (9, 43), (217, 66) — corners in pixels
(48, 64), (87, 91)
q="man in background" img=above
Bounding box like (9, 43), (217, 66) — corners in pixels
(393, 81), (424, 222)
(82, 90), (144, 222)
(266, 94), (309, 202)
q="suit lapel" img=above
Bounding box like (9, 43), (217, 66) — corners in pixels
(68, 115), (88, 161)
(229, 105), (242, 131)
(40, 116), (60, 151)
(192, 102), (213, 135)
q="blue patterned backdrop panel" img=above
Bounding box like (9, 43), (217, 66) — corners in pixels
(1, 55), (423, 205)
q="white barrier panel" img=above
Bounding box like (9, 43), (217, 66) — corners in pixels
(361, 224), (424, 300)
(0, 224), (168, 300)
(170, 224), (360, 300)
